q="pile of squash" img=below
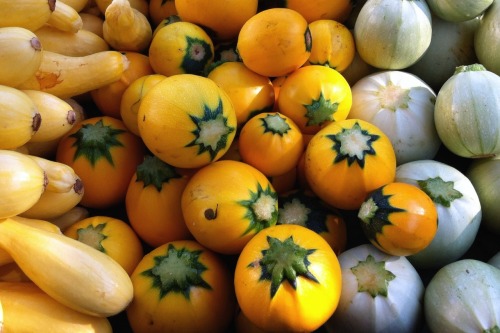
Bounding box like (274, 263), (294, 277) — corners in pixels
(1, 0), (500, 332)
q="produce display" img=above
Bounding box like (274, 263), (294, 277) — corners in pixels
(0, 0), (499, 332)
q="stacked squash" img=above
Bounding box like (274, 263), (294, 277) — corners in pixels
(0, 0), (500, 332)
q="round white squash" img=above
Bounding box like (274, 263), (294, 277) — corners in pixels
(325, 244), (424, 333)
(424, 259), (500, 332)
(348, 70), (441, 165)
(434, 64), (500, 158)
(353, 0), (432, 69)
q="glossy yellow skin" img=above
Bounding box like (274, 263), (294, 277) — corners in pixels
(64, 215), (144, 275)
(238, 112), (304, 177)
(237, 8), (312, 77)
(125, 161), (192, 247)
(307, 19), (355, 72)
(181, 160), (278, 254)
(0, 150), (46, 219)
(234, 224), (342, 332)
(138, 74), (237, 169)
(56, 116), (146, 209)
(360, 182), (438, 256)
(127, 240), (237, 333)
(207, 61), (275, 127)
(304, 119), (396, 210)
(278, 65), (352, 134)
(175, 0), (258, 41)
(120, 74), (166, 136)
(148, 21), (214, 77)
(0, 85), (39, 150)
(0, 282), (112, 333)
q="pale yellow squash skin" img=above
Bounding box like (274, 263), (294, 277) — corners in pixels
(0, 281), (113, 333)
(17, 50), (130, 99)
(0, 86), (41, 150)
(0, 150), (46, 219)
(0, 27), (43, 88)
(0, 217), (134, 317)
(0, 0), (55, 31)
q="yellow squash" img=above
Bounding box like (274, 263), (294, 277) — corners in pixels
(0, 0), (56, 31)
(46, 0), (83, 33)
(0, 217), (134, 317)
(0, 86), (41, 150)
(0, 27), (43, 88)
(17, 50), (130, 99)
(0, 281), (113, 333)
(23, 90), (77, 143)
(0, 150), (47, 219)
(102, 0), (152, 52)
(34, 25), (110, 56)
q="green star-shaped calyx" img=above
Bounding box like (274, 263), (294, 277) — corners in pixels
(182, 36), (213, 75)
(249, 235), (318, 298)
(351, 254), (396, 298)
(70, 119), (126, 167)
(76, 223), (107, 253)
(135, 155), (182, 192)
(327, 121), (380, 168)
(358, 188), (405, 248)
(186, 98), (235, 161)
(238, 183), (278, 235)
(417, 176), (463, 208)
(304, 91), (339, 126)
(261, 113), (291, 136)
(140, 243), (211, 300)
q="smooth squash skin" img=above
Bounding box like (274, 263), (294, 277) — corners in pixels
(206, 61), (275, 127)
(0, 217), (134, 317)
(396, 160), (482, 269)
(0, 282), (113, 333)
(138, 74), (237, 169)
(56, 116), (146, 209)
(175, 0), (258, 41)
(306, 19), (355, 72)
(125, 154), (193, 248)
(434, 64), (500, 158)
(181, 160), (279, 255)
(475, 0), (500, 76)
(347, 70), (441, 165)
(127, 240), (237, 333)
(424, 259), (500, 333)
(358, 182), (438, 257)
(0, 150), (46, 219)
(277, 65), (352, 135)
(467, 155), (500, 235)
(426, 0), (494, 22)
(354, 0), (432, 69)
(0, 27), (43, 88)
(326, 244), (425, 333)
(234, 224), (342, 332)
(148, 21), (214, 77)
(304, 119), (396, 210)
(238, 112), (304, 177)
(237, 8), (312, 77)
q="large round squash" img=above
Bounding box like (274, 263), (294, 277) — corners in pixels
(354, 0), (432, 69)
(304, 119), (396, 210)
(434, 64), (500, 158)
(137, 74), (237, 169)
